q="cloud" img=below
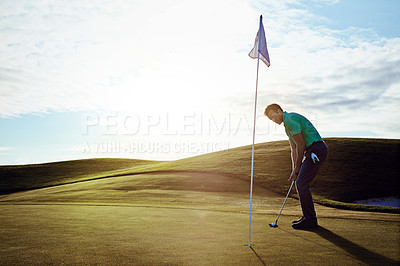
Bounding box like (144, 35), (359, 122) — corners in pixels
(232, 0), (400, 138)
(0, 0), (399, 140)
(0, 0), (260, 117)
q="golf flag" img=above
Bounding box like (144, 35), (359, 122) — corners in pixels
(249, 15), (270, 67)
(245, 15), (270, 247)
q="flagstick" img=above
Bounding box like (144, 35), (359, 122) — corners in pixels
(245, 40), (261, 248)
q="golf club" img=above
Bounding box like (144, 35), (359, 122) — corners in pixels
(269, 180), (295, 228)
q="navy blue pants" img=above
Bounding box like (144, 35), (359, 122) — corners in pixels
(296, 141), (328, 219)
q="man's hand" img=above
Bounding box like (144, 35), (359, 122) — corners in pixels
(288, 171), (298, 182)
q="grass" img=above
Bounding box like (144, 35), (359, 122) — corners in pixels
(0, 204), (399, 265)
(0, 138), (399, 265)
(0, 158), (161, 193)
(1, 138), (399, 212)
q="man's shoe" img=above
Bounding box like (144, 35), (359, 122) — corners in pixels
(292, 218), (318, 230)
(292, 217), (305, 225)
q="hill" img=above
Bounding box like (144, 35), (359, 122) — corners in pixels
(0, 138), (399, 212)
(1, 138), (399, 265)
(0, 158), (161, 193)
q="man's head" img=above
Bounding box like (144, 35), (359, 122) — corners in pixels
(264, 103), (284, 125)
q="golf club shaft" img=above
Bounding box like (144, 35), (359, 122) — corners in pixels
(275, 180), (295, 223)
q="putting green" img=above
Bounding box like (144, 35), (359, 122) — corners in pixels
(0, 204), (399, 264)
(0, 170), (399, 264)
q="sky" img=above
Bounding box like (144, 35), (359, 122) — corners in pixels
(1, 0), (399, 165)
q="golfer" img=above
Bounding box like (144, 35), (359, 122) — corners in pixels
(264, 104), (328, 229)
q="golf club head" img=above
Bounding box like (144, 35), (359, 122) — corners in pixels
(269, 223), (278, 228)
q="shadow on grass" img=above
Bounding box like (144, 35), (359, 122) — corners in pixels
(249, 247), (267, 266)
(278, 226), (399, 265)
(314, 226), (398, 265)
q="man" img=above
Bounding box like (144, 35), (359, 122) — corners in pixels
(264, 104), (328, 229)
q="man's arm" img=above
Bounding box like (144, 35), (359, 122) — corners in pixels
(289, 140), (297, 171)
(289, 132), (306, 181)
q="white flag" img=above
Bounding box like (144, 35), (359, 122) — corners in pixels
(249, 16), (270, 67)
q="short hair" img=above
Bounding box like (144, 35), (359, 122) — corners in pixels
(264, 103), (283, 116)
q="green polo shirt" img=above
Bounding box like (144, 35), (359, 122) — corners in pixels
(283, 111), (323, 147)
